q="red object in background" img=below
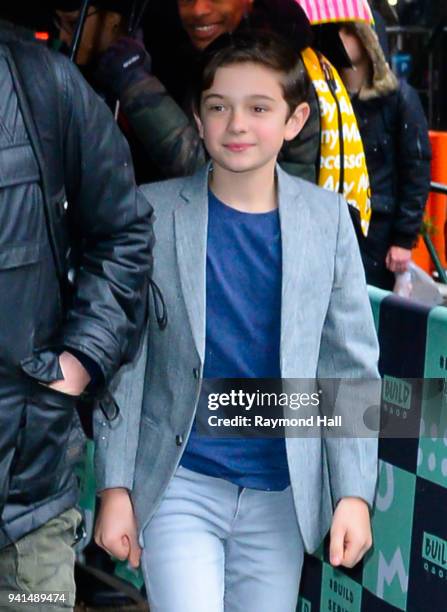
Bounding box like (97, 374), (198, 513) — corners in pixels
(412, 131), (447, 274)
(34, 32), (49, 41)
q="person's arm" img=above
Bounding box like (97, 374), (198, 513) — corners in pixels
(385, 83), (431, 273)
(317, 195), (380, 567)
(329, 497), (372, 568)
(93, 314), (150, 566)
(95, 37), (207, 178)
(94, 320), (149, 492)
(391, 82), (431, 251)
(95, 487), (141, 568)
(53, 55), (153, 386)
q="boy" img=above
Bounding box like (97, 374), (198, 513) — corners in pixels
(94, 32), (379, 612)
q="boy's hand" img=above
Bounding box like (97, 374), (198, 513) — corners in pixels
(329, 497), (372, 568)
(95, 487), (141, 569)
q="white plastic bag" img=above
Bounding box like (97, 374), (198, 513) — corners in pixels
(393, 270), (412, 298)
(393, 262), (443, 307)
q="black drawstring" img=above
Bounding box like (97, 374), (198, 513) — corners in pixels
(95, 280), (167, 423)
(150, 278), (168, 330)
(95, 279), (167, 423)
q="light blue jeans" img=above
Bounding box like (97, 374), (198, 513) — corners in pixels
(141, 466), (304, 612)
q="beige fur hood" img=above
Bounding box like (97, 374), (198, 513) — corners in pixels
(352, 21), (398, 101)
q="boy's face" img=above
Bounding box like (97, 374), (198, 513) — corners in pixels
(195, 62), (309, 176)
(177, 0), (254, 50)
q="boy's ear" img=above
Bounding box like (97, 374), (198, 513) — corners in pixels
(193, 110), (204, 139)
(284, 102), (311, 142)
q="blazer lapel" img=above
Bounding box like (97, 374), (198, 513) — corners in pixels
(277, 166), (310, 377)
(174, 165), (210, 363)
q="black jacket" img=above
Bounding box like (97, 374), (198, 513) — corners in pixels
(0, 35), (153, 547)
(345, 22), (431, 289)
(353, 80), (431, 260)
(351, 79), (431, 291)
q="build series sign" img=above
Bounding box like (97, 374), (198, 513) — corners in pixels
(422, 532), (447, 580)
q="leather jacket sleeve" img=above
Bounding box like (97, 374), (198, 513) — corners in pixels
(120, 73), (207, 178)
(392, 81), (431, 248)
(53, 55), (154, 384)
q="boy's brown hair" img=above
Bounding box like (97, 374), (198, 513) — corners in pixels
(194, 30), (310, 118)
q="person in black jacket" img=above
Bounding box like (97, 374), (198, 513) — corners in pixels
(338, 19), (431, 290)
(0, 27), (152, 606)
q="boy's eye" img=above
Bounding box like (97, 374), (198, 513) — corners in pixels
(208, 104), (226, 112)
(253, 106), (268, 113)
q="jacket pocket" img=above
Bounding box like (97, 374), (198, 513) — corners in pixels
(0, 242), (42, 269)
(0, 242), (44, 367)
(0, 144), (40, 190)
(20, 349), (63, 386)
(9, 388), (77, 503)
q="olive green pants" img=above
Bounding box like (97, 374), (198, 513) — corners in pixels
(0, 508), (82, 611)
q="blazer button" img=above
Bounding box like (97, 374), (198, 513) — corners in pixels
(176, 435), (184, 446)
(193, 368), (200, 379)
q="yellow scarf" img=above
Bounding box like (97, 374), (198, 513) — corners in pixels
(302, 47), (371, 236)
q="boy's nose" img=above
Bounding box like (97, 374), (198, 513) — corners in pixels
(227, 109), (248, 133)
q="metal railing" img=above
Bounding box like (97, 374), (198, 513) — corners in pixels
(421, 181), (447, 284)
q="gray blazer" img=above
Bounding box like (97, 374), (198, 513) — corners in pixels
(95, 165), (380, 553)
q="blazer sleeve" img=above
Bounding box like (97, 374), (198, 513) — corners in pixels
(94, 321), (149, 492)
(317, 195), (380, 509)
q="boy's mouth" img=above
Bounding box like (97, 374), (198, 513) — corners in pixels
(224, 143), (254, 152)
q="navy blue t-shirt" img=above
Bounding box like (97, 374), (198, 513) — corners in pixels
(180, 190), (290, 490)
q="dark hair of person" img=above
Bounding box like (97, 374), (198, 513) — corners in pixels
(50, 0), (133, 18)
(194, 30), (310, 118)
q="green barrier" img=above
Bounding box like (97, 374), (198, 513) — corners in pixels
(75, 438), (96, 551)
(300, 292), (447, 611)
(367, 285), (389, 333)
(114, 559), (144, 591)
(76, 440), (145, 588)
(320, 564), (363, 612)
(418, 306), (447, 487)
(362, 461), (416, 611)
(76, 439), (96, 515)
(424, 305), (447, 377)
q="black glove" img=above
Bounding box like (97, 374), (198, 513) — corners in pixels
(94, 35), (152, 99)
